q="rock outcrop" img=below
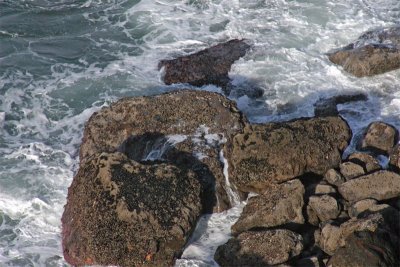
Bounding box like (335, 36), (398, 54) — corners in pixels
(229, 116), (351, 193)
(328, 27), (400, 77)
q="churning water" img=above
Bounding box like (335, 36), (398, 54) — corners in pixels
(1, 0), (400, 266)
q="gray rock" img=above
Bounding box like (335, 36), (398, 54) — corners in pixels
(214, 229), (304, 266)
(338, 170), (400, 202)
(324, 169), (346, 186)
(339, 161), (365, 180)
(359, 121), (398, 156)
(232, 179), (305, 235)
(309, 195), (341, 222)
(230, 116), (351, 193)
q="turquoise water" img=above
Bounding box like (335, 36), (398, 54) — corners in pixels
(1, 0), (400, 266)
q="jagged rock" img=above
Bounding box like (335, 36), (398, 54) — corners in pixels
(308, 195), (341, 222)
(339, 161), (365, 180)
(328, 27), (400, 77)
(324, 169), (346, 186)
(348, 199), (390, 218)
(358, 121), (398, 155)
(231, 179), (305, 235)
(314, 93), (367, 117)
(230, 116), (351, 193)
(214, 229), (304, 266)
(389, 144), (400, 172)
(158, 39), (250, 92)
(79, 90), (247, 212)
(347, 152), (381, 173)
(62, 152), (203, 266)
(327, 231), (399, 267)
(338, 170), (400, 202)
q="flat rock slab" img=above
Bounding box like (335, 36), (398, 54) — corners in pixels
(328, 27), (400, 77)
(215, 229), (304, 266)
(159, 39), (250, 90)
(338, 170), (400, 202)
(230, 116), (351, 193)
(62, 152), (203, 266)
(231, 179), (305, 235)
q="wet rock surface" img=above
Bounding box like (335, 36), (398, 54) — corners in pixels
(230, 116), (351, 193)
(328, 27), (400, 77)
(159, 39), (250, 93)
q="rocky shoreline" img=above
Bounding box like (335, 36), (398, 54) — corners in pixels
(62, 27), (400, 267)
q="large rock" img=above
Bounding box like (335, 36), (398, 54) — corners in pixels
(230, 116), (351, 193)
(80, 90), (247, 211)
(62, 152), (203, 266)
(231, 179), (305, 235)
(158, 39), (250, 91)
(328, 231), (399, 267)
(338, 170), (400, 203)
(328, 27), (400, 77)
(214, 229), (304, 266)
(358, 121), (398, 155)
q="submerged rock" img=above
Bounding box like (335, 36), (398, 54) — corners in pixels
(215, 229), (304, 266)
(158, 39), (250, 92)
(62, 152), (203, 266)
(230, 116), (351, 193)
(314, 93), (367, 117)
(328, 27), (400, 77)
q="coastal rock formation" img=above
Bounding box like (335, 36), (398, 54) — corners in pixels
(214, 229), (304, 266)
(80, 90), (247, 211)
(158, 39), (250, 92)
(358, 121), (398, 155)
(62, 152), (203, 266)
(229, 116), (351, 193)
(328, 27), (400, 77)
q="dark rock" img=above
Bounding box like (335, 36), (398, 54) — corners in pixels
(314, 93), (367, 117)
(231, 179), (305, 235)
(389, 144), (400, 173)
(80, 90), (247, 212)
(62, 152), (203, 266)
(308, 195), (341, 223)
(214, 229), (304, 266)
(347, 152), (381, 173)
(339, 161), (365, 180)
(328, 231), (399, 267)
(338, 170), (400, 203)
(230, 116), (351, 193)
(324, 168), (346, 186)
(328, 27), (400, 77)
(358, 121), (398, 155)
(158, 39), (251, 92)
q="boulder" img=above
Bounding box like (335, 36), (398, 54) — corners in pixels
(328, 231), (399, 267)
(358, 121), (398, 155)
(62, 152), (203, 266)
(231, 179), (305, 235)
(158, 39), (250, 92)
(214, 229), (304, 266)
(339, 161), (365, 180)
(328, 27), (400, 77)
(347, 152), (381, 173)
(324, 169), (346, 186)
(230, 116), (351, 193)
(338, 170), (400, 202)
(308, 195), (341, 223)
(80, 90), (247, 211)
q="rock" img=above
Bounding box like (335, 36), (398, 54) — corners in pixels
(347, 152), (381, 173)
(230, 116), (351, 193)
(358, 121), (398, 155)
(324, 169), (346, 186)
(318, 224), (342, 255)
(328, 27), (400, 77)
(314, 184), (337, 195)
(62, 152), (203, 266)
(339, 161), (365, 180)
(347, 199), (393, 218)
(214, 229), (304, 266)
(158, 39), (250, 92)
(338, 170), (400, 202)
(307, 205), (320, 226)
(389, 144), (400, 172)
(327, 231), (399, 267)
(231, 179), (305, 235)
(308, 195), (341, 222)
(80, 90), (247, 212)
(314, 93), (367, 117)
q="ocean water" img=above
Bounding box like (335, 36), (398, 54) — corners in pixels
(1, 0), (400, 266)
